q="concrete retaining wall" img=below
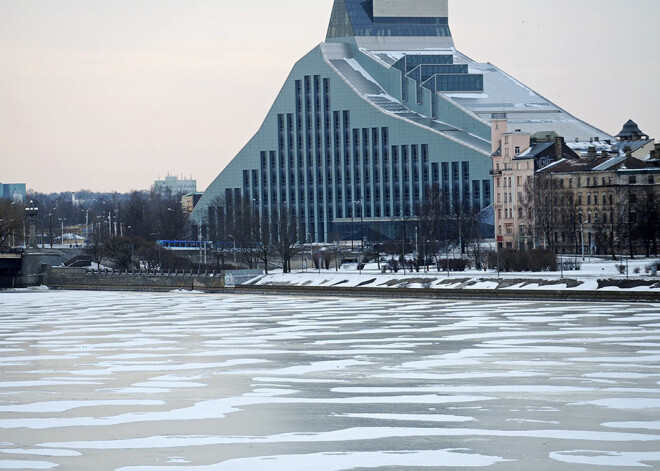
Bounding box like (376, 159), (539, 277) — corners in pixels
(40, 267), (659, 303)
(233, 284), (660, 303)
(45, 267), (226, 292)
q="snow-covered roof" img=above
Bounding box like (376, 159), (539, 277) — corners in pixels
(323, 45), (491, 155)
(445, 57), (613, 142)
(567, 141), (614, 153)
(337, 44), (613, 147)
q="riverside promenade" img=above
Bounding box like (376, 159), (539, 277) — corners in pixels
(41, 264), (660, 303)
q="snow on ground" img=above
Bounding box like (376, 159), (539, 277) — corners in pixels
(251, 257), (660, 291)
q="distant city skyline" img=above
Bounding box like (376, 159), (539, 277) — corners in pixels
(1, 0), (658, 194)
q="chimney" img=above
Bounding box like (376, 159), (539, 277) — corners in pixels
(650, 150), (656, 160)
(602, 150), (609, 158)
(587, 147), (597, 159)
(594, 137), (600, 142)
(555, 136), (565, 161)
(623, 146), (632, 158)
(655, 143), (660, 154)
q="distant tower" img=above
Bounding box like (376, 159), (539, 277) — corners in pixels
(615, 119), (649, 141)
(372, 0), (448, 18)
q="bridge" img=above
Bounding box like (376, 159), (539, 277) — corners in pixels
(0, 253), (23, 287)
(0, 248), (86, 288)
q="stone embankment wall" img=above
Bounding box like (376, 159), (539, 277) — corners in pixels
(44, 267), (227, 292)
(233, 284), (660, 303)
(21, 251), (75, 286)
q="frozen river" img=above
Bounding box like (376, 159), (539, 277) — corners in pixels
(0, 290), (659, 470)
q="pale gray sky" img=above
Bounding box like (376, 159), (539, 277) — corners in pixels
(1, 0), (658, 194)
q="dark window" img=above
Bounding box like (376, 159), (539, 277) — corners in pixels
(461, 161), (470, 181)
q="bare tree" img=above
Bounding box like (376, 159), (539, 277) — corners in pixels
(104, 236), (134, 270)
(203, 196), (232, 271)
(416, 184), (446, 265)
(594, 187), (628, 260)
(633, 186), (658, 257)
(523, 174), (558, 250)
(0, 199), (23, 248)
(250, 208), (275, 274)
(557, 187), (581, 256)
(273, 205), (303, 273)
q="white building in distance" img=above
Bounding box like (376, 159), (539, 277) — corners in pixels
(153, 174), (197, 197)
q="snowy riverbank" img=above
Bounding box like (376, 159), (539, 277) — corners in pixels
(249, 257), (660, 293)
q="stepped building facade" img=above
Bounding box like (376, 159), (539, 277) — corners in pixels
(191, 0), (612, 243)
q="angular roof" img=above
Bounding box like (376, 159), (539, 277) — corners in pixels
(323, 44), (491, 154)
(515, 142), (554, 160)
(612, 139), (654, 154)
(616, 119), (648, 140)
(538, 155), (657, 174)
(321, 1), (613, 154)
(350, 47), (613, 143)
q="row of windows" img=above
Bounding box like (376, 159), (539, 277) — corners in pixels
(393, 54), (454, 74)
(248, 74), (488, 240)
(328, 0), (452, 38)
(426, 74), (484, 93)
(407, 64), (469, 83)
(559, 174), (655, 188)
(373, 16), (449, 25)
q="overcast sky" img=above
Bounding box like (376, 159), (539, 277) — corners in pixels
(1, 0), (658, 194)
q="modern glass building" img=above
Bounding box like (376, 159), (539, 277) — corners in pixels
(191, 0), (611, 243)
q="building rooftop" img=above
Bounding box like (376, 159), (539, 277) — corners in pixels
(616, 119), (649, 141)
(322, 0), (613, 146)
(612, 139), (654, 154)
(538, 155), (658, 174)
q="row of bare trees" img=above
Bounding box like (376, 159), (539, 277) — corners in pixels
(202, 196), (304, 273)
(418, 184), (488, 269)
(523, 175), (658, 259)
(201, 187), (489, 273)
(375, 184), (488, 271)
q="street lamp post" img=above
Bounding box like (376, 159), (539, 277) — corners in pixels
(423, 238), (427, 273)
(445, 218), (450, 277)
(59, 218), (66, 246)
(228, 234), (236, 264)
(580, 221), (585, 261)
(350, 209), (354, 251)
(401, 219), (406, 275)
(354, 200), (364, 251)
(198, 232), (203, 272)
(307, 232), (313, 272)
(25, 201), (39, 249)
(83, 209), (89, 239)
(414, 226), (418, 259)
